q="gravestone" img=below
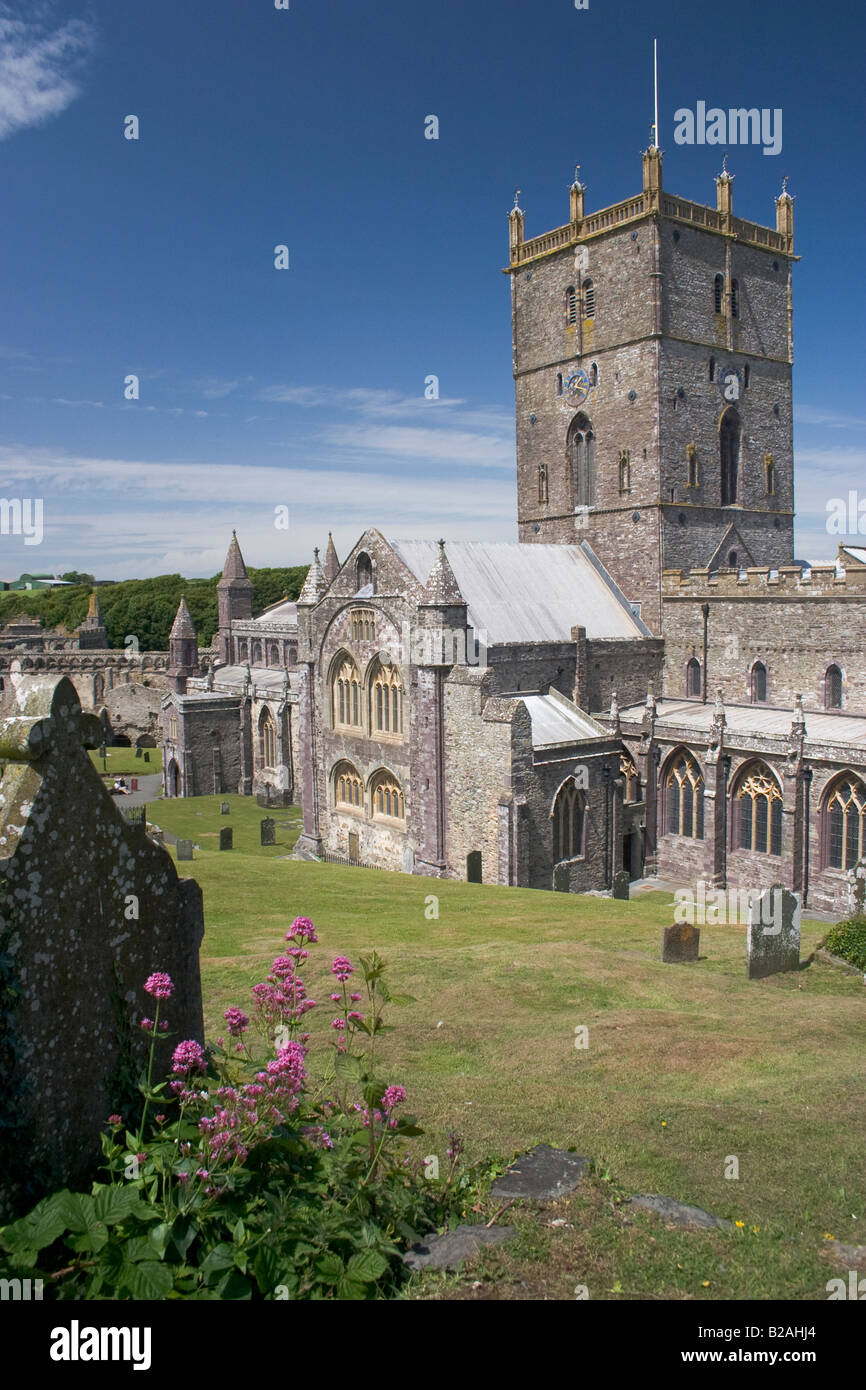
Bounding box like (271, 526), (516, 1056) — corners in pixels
(176, 839), (194, 861)
(143, 750), (150, 762)
(662, 923), (700, 963)
(220, 827), (233, 851)
(612, 869), (630, 900)
(135, 746), (142, 759)
(491, 1145), (589, 1202)
(260, 817), (275, 846)
(0, 677), (204, 1218)
(221, 801), (230, 815)
(552, 862), (570, 893)
(747, 884), (800, 979)
(847, 859), (866, 917)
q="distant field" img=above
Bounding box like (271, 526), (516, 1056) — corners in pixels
(153, 792), (866, 1300)
(88, 747), (159, 778)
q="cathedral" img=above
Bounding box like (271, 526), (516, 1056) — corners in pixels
(162, 147), (866, 915)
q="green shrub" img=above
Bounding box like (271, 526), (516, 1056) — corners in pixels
(823, 916), (866, 971)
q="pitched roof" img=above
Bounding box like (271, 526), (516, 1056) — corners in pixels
(297, 549), (327, 606)
(420, 541), (465, 606)
(218, 531), (253, 588)
(388, 539), (648, 642)
(169, 596), (197, 641)
(521, 690), (609, 747)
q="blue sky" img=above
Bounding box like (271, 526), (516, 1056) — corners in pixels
(0, 0), (864, 579)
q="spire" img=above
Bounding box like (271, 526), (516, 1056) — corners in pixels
(169, 595), (196, 641)
(420, 540), (465, 607)
(323, 531), (340, 583)
(297, 547), (327, 607)
(218, 530), (253, 589)
(86, 590), (103, 622)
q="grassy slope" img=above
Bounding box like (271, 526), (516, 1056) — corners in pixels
(153, 793), (866, 1300)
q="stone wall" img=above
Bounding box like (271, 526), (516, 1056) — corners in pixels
(0, 677), (204, 1217)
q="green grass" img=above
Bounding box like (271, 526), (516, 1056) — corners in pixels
(88, 747), (159, 777)
(156, 792), (866, 1300)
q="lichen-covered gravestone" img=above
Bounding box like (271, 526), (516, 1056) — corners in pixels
(612, 869), (630, 900)
(220, 827), (233, 850)
(847, 859), (866, 917)
(662, 923), (700, 963)
(0, 677), (204, 1220)
(176, 839), (194, 861)
(260, 817), (275, 846)
(221, 801), (230, 815)
(747, 883), (800, 979)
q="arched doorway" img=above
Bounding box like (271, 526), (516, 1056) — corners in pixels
(167, 759), (180, 798)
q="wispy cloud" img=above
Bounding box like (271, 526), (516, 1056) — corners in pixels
(0, 6), (96, 142)
(795, 404), (866, 431)
(191, 376), (253, 400)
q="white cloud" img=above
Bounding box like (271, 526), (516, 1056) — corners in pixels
(795, 404), (866, 431)
(0, 7), (95, 142)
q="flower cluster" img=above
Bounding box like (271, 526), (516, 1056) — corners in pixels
(286, 916), (318, 943)
(143, 972), (174, 1000)
(223, 1007), (249, 1038)
(172, 1039), (206, 1075)
(331, 956), (354, 982)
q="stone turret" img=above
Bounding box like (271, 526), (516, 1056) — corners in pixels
(417, 540), (470, 666)
(168, 596), (198, 694)
(75, 591), (108, 650)
(323, 532), (340, 584)
(216, 531), (253, 664)
(296, 548), (327, 608)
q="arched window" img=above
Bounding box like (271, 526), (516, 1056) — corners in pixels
(582, 278), (595, 319)
(618, 449), (630, 494)
(620, 752), (641, 804)
(665, 751), (704, 839)
(564, 285), (577, 327)
(333, 655), (362, 729)
(765, 453), (775, 495)
(713, 276), (724, 314)
(750, 661), (767, 703)
(730, 279), (740, 318)
(825, 775), (866, 870)
(687, 442), (699, 488)
(686, 658), (702, 697)
(568, 412), (595, 508)
(371, 771), (405, 821)
(728, 550), (738, 568)
(356, 552), (373, 593)
(237, 639), (248, 662)
(590, 362), (598, 387)
(268, 643), (279, 666)
(825, 665), (843, 709)
(538, 463), (548, 504)
(552, 780), (585, 862)
(253, 641), (263, 665)
(371, 660), (404, 736)
(734, 763), (782, 855)
(287, 645), (298, 665)
(259, 708), (277, 769)
(555, 372), (563, 396)
(708, 356), (715, 381)
(334, 760), (363, 813)
(351, 609), (375, 642)
(720, 407), (740, 506)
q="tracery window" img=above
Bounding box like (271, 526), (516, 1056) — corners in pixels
(825, 777), (866, 870)
(620, 753), (641, 804)
(825, 665), (843, 710)
(665, 751), (705, 839)
(351, 609), (376, 642)
(371, 661), (404, 736)
(334, 761), (363, 813)
(552, 780), (585, 862)
(734, 763), (783, 856)
(686, 658), (702, 698)
(259, 708), (277, 768)
(334, 656), (362, 729)
(569, 413), (595, 508)
(371, 772), (405, 821)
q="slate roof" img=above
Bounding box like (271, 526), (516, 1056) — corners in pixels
(388, 539), (648, 642)
(616, 697), (866, 749)
(521, 691), (609, 748)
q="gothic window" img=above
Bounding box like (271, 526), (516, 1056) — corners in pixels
(825, 664), (843, 710)
(538, 463), (549, 504)
(371, 660), (404, 737)
(728, 550), (738, 568)
(268, 643), (279, 666)
(620, 753), (641, 804)
(237, 639), (248, 662)
(259, 708), (277, 769)
(568, 413), (595, 508)
(720, 407), (740, 506)
(713, 276), (724, 314)
(356, 552), (373, 593)
(590, 362), (598, 386)
(351, 609), (375, 642)
(552, 780), (584, 862)
(687, 443), (699, 488)
(765, 454), (775, 496)
(334, 760), (363, 813)
(686, 658), (702, 697)
(582, 278), (595, 319)
(287, 645), (298, 665)
(730, 279), (740, 318)
(333, 655), (362, 730)
(750, 661), (768, 703)
(371, 771), (405, 821)
(168, 714), (178, 742)
(564, 285), (577, 327)
(253, 641), (263, 665)
(556, 372), (563, 396)
(825, 776), (866, 870)
(734, 763), (782, 855)
(665, 751), (704, 839)
(618, 449), (630, 494)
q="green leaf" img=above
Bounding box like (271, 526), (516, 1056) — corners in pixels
(233, 1218), (246, 1246)
(122, 1236), (159, 1263)
(92, 1184), (144, 1226)
(217, 1268), (252, 1300)
(347, 1249), (389, 1282)
(314, 1252), (343, 1284)
(149, 1223), (171, 1258)
(334, 1051), (363, 1083)
(170, 1218), (196, 1260)
(2, 1191), (71, 1253)
(336, 1274), (368, 1300)
(200, 1243), (236, 1280)
(388, 994), (416, 1006)
(123, 1259), (173, 1300)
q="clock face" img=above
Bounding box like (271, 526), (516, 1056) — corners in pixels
(563, 367), (590, 407)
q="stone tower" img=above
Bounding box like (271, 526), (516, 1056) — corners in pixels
(75, 591), (108, 649)
(216, 531), (253, 663)
(167, 596), (198, 693)
(506, 149), (797, 632)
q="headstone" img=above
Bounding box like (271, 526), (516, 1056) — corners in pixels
(403, 1224), (516, 1272)
(0, 676), (204, 1219)
(143, 750), (150, 762)
(747, 883), (800, 979)
(491, 1145), (589, 1202)
(220, 827), (233, 851)
(847, 858), (866, 917)
(260, 817), (275, 846)
(612, 869), (630, 900)
(552, 862), (570, 893)
(135, 746), (142, 759)
(221, 801), (230, 815)
(628, 1195), (732, 1230)
(176, 839), (194, 861)
(662, 923), (700, 963)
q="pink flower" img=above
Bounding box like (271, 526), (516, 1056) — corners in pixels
(140, 1018), (154, 1032)
(107, 1114), (122, 1126)
(172, 1039), (206, 1075)
(286, 916), (318, 943)
(224, 1007), (249, 1037)
(331, 1018), (346, 1031)
(269, 956), (295, 980)
(143, 972), (174, 1000)
(330, 993), (341, 1002)
(348, 1011), (363, 1023)
(349, 993), (362, 1002)
(331, 956), (354, 982)
(155, 1114), (166, 1124)
(159, 1020), (168, 1032)
(382, 1085), (407, 1113)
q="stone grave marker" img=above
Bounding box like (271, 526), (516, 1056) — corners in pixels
(747, 883), (800, 979)
(260, 817), (275, 846)
(143, 750), (150, 762)
(612, 869), (630, 900)
(552, 862), (570, 893)
(176, 839), (194, 861)
(662, 922), (700, 963)
(135, 746), (142, 759)
(220, 827), (233, 851)
(847, 858), (866, 917)
(221, 801), (230, 815)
